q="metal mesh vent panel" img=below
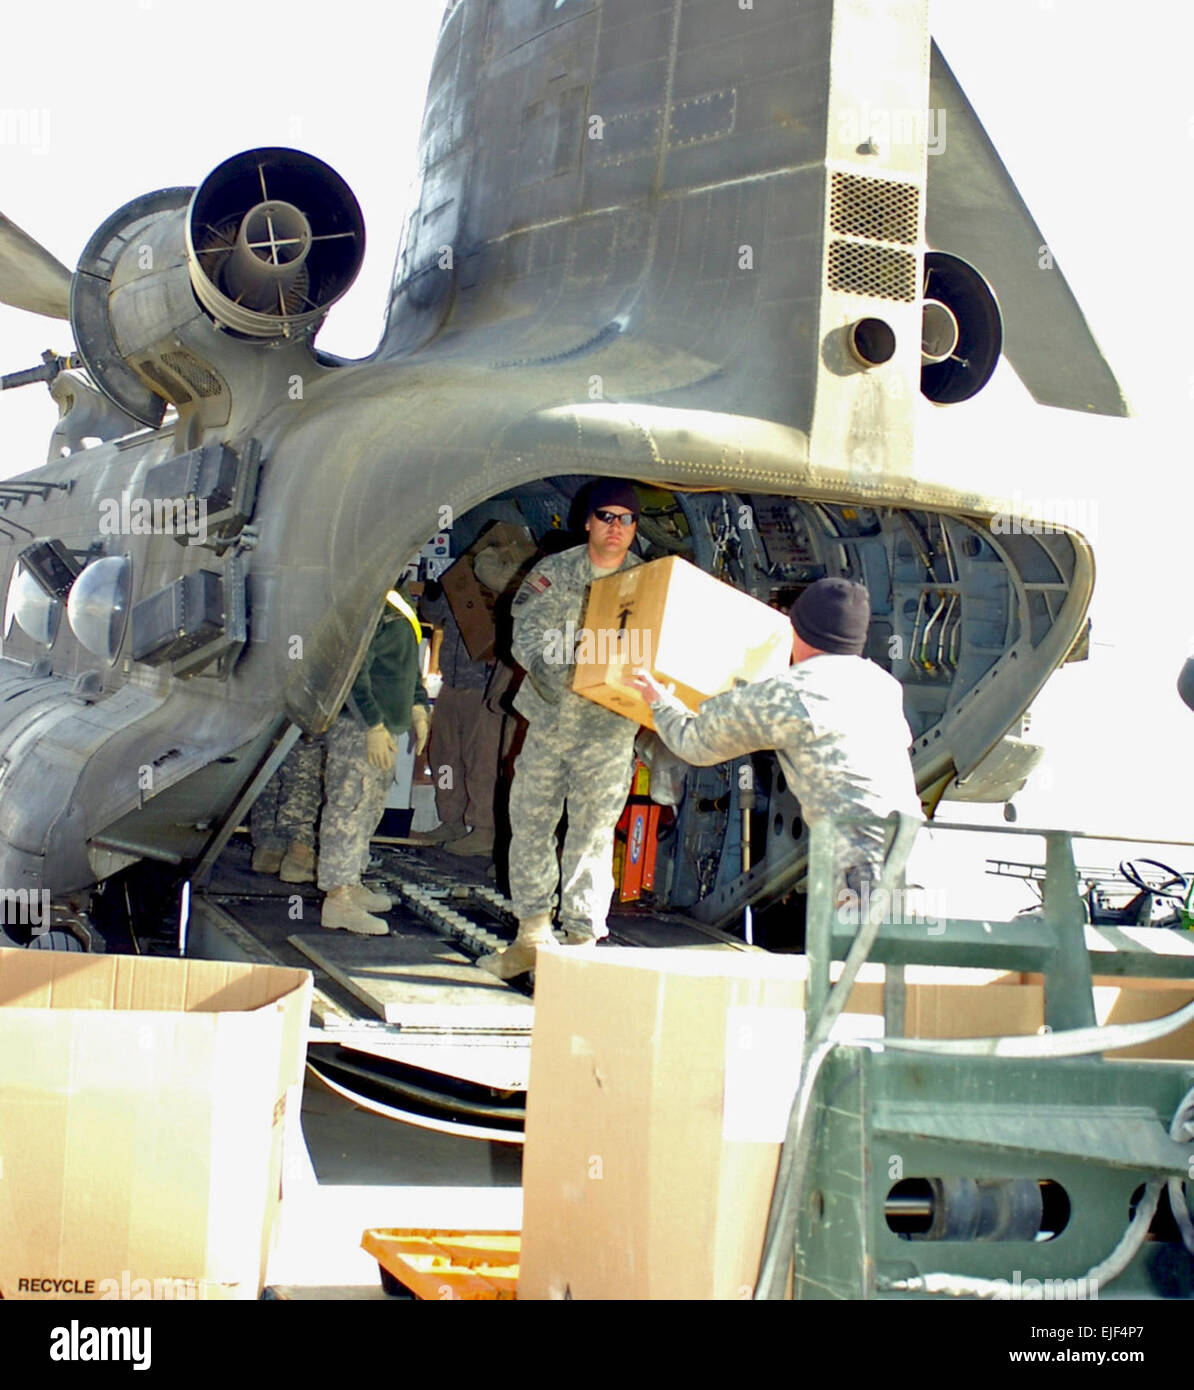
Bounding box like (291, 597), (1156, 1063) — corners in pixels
(826, 240), (917, 301)
(139, 360), (192, 405)
(830, 171), (919, 245)
(161, 351), (225, 401)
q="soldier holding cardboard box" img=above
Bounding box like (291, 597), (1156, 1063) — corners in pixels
(629, 578), (921, 892)
(478, 481), (643, 980)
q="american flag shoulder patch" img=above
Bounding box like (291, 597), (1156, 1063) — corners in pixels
(528, 572), (552, 594)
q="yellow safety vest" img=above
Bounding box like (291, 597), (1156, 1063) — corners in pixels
(385, 589), (423, 645)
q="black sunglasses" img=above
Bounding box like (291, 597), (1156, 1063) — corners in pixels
(593, 509), (638, 527)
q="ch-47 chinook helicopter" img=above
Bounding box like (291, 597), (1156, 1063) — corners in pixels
(0, 0), (1128, 965)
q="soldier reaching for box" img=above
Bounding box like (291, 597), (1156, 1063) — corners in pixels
(478, 480), (643, 980)
(628, 578), (922, 895)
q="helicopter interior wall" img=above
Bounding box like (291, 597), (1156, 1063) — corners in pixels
(432, 477), (1068, 937)
(0, 467), (1078, 941)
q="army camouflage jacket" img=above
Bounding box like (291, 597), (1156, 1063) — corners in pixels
(651, 654), (920, 872)
(510, 543), (641, 746)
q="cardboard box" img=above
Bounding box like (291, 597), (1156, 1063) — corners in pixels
(0, 948), (311, 1300)
(518, 948), (1194, 1300)
(572, 556), (793, 730)
(440, 523), (536, 662)
(1012, 969), (1194, 1061)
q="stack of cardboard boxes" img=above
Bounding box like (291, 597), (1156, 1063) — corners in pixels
(517, 946), (1194, 1299)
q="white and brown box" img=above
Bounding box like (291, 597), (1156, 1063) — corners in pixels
(572, 555), (794, 729)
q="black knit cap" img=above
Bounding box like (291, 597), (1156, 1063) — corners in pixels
(587, 479), (639, 516)
(790, 578), (871, 656)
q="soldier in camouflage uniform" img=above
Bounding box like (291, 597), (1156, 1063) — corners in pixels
(319, 590), (431, 934)
(274, 737), (326, 881)
(249, 764), (287, 873)
(479, 481), (643, 979)
(275, 591), (431, 935)
(630, 578), (921, 892)
(250, 737), (323, 876)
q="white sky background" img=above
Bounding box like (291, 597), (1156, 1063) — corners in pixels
(0, 0), (1190, 912)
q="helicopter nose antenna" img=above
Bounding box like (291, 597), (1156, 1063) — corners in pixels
(186, 148), (364, 338)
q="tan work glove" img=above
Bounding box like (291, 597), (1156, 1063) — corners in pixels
(366, 723), (398, 770)
(409, 704), (431, 757)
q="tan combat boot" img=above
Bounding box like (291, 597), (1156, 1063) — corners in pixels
(348, 882), (393, 913)
(557, 929), (603, 948)
(477, 913), (554, 979)
(558, 922), (609, 947)
(279, 840), (316, 884)
(251, 846), (284, 875)
(321, 886), (389, 936)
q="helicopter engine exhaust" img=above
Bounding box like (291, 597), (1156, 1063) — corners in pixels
(69, 147), (365, 432)
(919, 251), (1003, 404)
(221, 200), (312, 314)
(186, 148), (364, 339)
(920, 298), (960, 365)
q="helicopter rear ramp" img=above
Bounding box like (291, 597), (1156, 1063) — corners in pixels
(188, 837), (750, 1139)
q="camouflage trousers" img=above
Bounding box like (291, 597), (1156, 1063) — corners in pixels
(507, 722), (635, 938)
(258, 718), (393, 888)
(316, 715), (394, 891)
(250, 737), (324, 853)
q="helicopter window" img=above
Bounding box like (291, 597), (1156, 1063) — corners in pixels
(4, 563), (61, 649)
(67, 555), (132, 662)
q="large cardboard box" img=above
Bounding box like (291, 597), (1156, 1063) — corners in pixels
(440, 522), (536, 661)
(1012, 968), (1194, 1062)
(0, 948), (311, 1300)
(572, 556), (793, 729)
(518, 947), (1194, 1300)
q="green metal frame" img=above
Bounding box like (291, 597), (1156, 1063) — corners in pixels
(797, 1049), (1194, 1299)
(761, 814), (1194, 1300)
